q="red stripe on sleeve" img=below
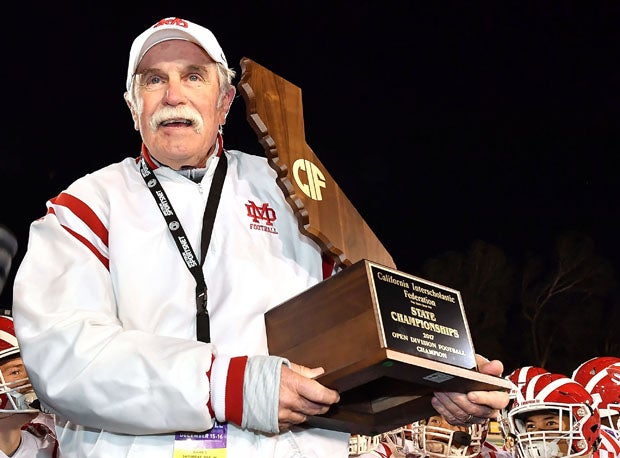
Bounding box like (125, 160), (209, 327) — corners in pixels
(52, 193), (108, 246)
(49, 193), (110, 269)
(225, 356), (248, 425)
(62, 225), (109, 270)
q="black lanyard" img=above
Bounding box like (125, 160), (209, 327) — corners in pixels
(139, 153), (228, 343)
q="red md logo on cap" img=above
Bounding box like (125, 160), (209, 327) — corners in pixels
(153, 17), (188, 29)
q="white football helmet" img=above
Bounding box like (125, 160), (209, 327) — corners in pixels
(0, 315), (39, 414)
(348, 433), (381, 456)
(407, 416), (489, 458)
(381, 424), (417, 457)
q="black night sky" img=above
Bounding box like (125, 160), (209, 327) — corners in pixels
(2, 2), (620, 372)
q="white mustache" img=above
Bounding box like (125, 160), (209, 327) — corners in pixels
(150, 106), (204, 133)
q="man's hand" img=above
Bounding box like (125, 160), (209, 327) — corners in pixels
(430, 354), (509, 425)
(277, 363), (340, 431)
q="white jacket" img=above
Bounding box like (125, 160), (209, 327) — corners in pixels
(12, 143), (349, 457)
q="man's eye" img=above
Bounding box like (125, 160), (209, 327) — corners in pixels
(138, 74), (165, 88)
(6, 369), (21, 378)
(146, 75), (163, 85)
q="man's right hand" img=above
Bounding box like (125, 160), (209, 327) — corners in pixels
(278, 363), (340, 431)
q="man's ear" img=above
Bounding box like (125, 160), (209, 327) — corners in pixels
(220, 86), (236, 125)
(123, 92), (140, 131)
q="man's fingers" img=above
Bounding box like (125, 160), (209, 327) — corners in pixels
(430, 355), (509, 425)
(477, 358), (504, 377)
(289, 362), (325, 379)
(431, 390), (501, 425)
(467, 389), (509, 410)
(296, 379), (340, 406)
(278, 364), (340, 430)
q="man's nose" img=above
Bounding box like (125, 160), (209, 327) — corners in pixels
(164, 77), (186, 104)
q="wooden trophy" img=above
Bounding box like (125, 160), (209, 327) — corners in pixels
(238, 58), (512, 436)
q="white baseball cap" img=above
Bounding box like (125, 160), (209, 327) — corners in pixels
(126, 17), (228, 93)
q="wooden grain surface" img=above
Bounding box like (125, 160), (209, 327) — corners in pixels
(238, 57), (396, 269)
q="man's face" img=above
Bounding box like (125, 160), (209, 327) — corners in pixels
(0, 356), (32, 396)
(0, 355), (36, 418)
(423, 415), (471, 454)
(523, 411), (571, 456)
(427, 415), (469, 436)
(525, 412), (570, 432)
(129, 40), (234, 169)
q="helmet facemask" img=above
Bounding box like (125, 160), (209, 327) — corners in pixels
(0, 356), (39, 416)
(409, 417), (486, 458)
(510, 404), (594, 458)
(597, 404), (620, 432)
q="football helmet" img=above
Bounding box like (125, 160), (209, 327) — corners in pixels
(377, 425), (417, 458)
(407, 416), (489, 458)
(348, 433), (381, 456)
(572, 356), (620, 431)
(595, 426), (620, 458)
(499, 366), (549, 446)
(508, 373), (601, 458)
(507, 366), (551, 392)
(0, 315), (39, 414)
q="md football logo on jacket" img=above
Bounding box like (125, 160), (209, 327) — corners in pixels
(246, 200), (278, 234)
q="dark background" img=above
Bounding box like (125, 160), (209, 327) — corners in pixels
(2, 2), (619, 374)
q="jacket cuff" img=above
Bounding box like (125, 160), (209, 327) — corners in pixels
(210, 355), (289, 433)
(242, 355), (290, 433)
(210, 355), (248, 425)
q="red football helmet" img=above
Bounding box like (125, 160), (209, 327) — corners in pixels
(505, 366), (550, 411)
(507, 366), (551, 391)
(0, 315), (39, 414)
(573, 357), (620, 379)
(499, 366), (549, 447)
(508, 373), (601, 458)
(572, 356), (620, 431)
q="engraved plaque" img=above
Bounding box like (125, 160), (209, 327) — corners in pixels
(371, 264), (474, 368)
(265, 260), (512, 435)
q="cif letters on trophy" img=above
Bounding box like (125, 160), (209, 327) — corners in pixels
(238, 58), (512, 436)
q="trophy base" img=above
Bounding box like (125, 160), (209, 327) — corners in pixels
(308, 348), (511, 435)
(265, 260), (513, 435)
